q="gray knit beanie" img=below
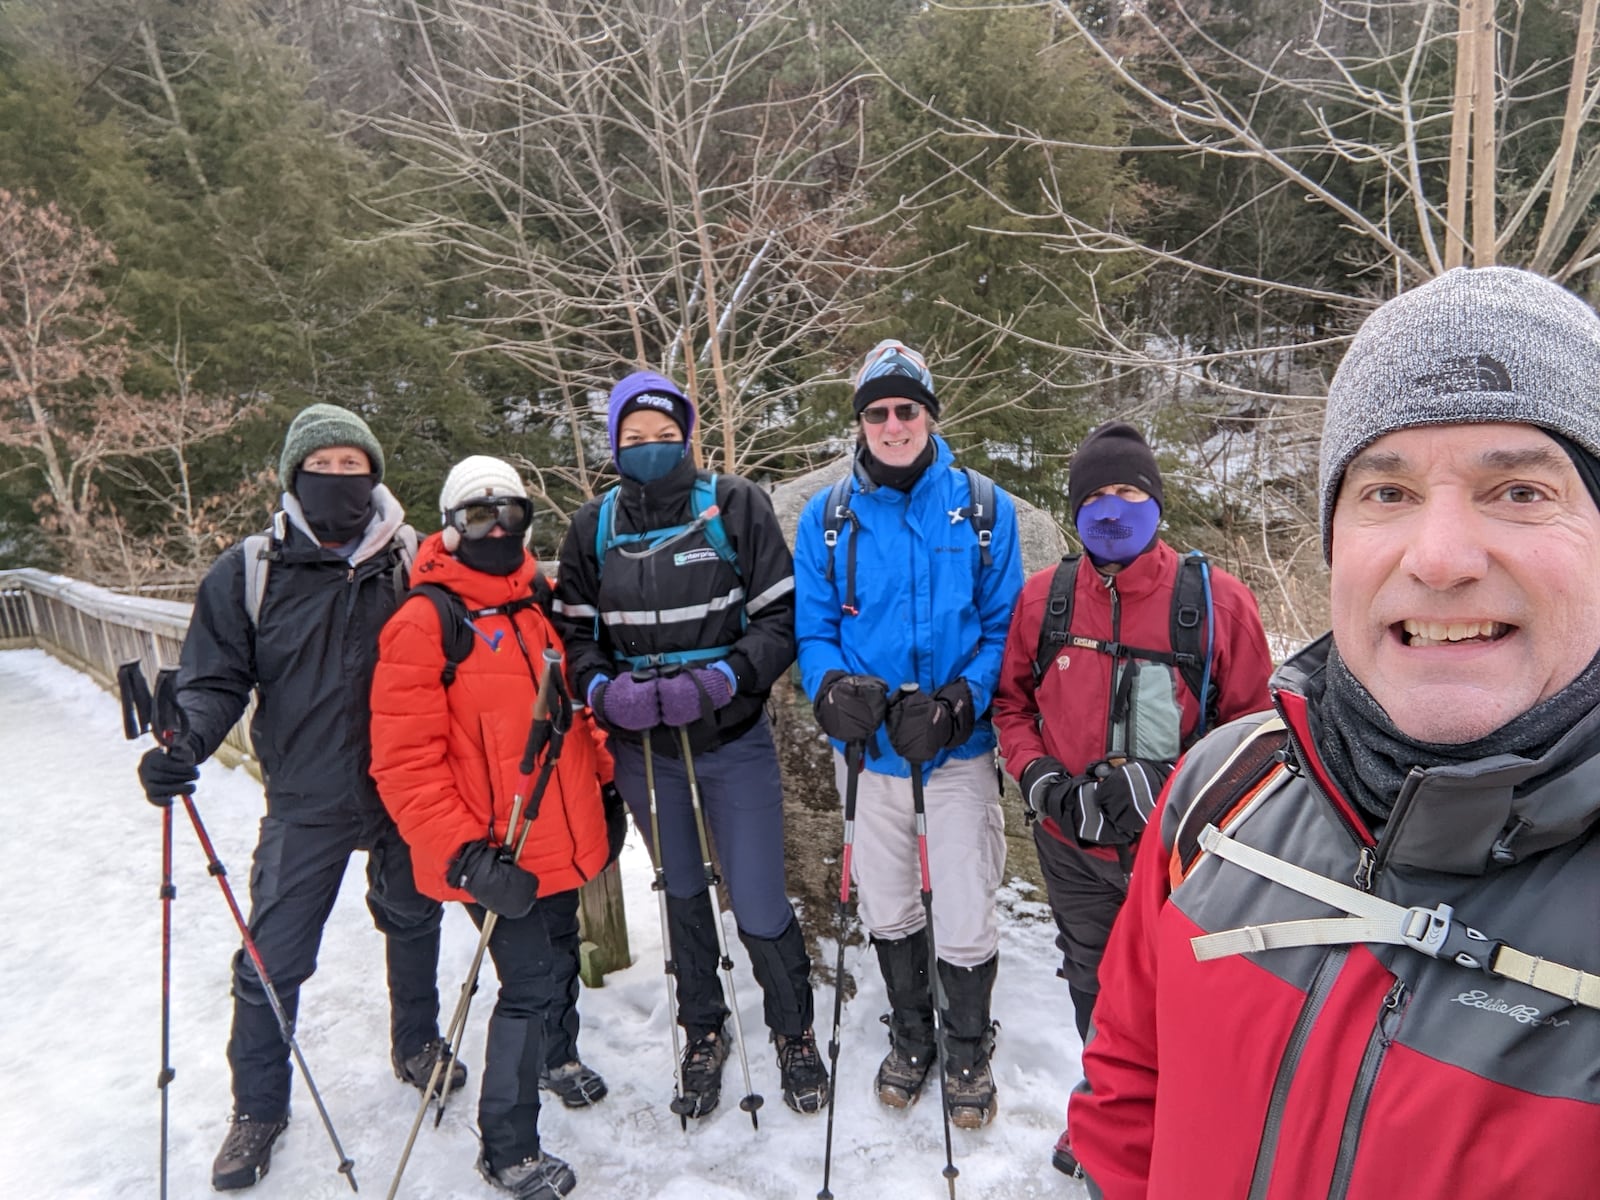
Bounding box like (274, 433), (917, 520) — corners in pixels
(278, 403), (385, 488)
(1320, 266), (1600, 561)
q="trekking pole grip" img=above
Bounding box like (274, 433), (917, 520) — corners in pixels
(518, 649), (565, 775)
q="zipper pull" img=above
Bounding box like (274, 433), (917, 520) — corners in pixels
(1379, 978), (1408, 1044)
(1353, 846), (1376, 892)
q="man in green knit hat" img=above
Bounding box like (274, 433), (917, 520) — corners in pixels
(136, 403), (460, 1190)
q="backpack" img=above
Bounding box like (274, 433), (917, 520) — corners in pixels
(242, 510), (418, 628)
(593, 473), (743, 670)
(822, 465), (996, 616)
(404, 577), (553, 687)
(1031, 548), (1219, 742)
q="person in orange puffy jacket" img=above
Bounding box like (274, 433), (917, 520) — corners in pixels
(371, 455), (624, 1200)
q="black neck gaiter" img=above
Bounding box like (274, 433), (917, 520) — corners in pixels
(1317, 641), (1600, 821)
(457, 535), (527, 577)
(296, 472), (375, 544)
(859, 438), (936, 493)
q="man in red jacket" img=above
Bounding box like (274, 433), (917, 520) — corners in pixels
(993, 422), (1273, 1177)
(1070, 268), (1600, 1200)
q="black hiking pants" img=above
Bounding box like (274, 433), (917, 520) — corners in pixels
(227, 810), (443, 1119)
(1032, 821), (1130, 1039)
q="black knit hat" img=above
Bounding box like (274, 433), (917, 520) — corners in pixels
(1068, 422), (1164, 521)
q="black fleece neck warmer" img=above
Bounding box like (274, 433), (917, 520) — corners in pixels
(1317, 641), (1600, 821)
(457, 535), (526, 576)
(858, 438), (936, 493)
(296, 472), (375, 544)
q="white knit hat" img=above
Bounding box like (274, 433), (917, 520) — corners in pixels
(438, 456), (529, 549)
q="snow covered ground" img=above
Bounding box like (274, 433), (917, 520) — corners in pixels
(0, 648), (1088, 1200)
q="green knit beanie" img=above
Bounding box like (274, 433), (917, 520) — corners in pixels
(278, 403), (385, 488)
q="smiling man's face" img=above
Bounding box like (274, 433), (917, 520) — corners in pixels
(1329, 422), (1600, 743)
(859, 396), (932, 467)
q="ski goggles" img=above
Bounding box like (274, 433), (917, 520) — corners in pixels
(448, 496), (534, 541)
(859, 401), (928, 425)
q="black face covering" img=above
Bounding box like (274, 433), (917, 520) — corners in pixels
(457, 534), (527, 577)
(858, 437), (936, 493)
(296, 471), (376, 544)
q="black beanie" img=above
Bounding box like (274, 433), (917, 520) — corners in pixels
(1068, 422), (1164, 521)
(615, 391), (690, 439)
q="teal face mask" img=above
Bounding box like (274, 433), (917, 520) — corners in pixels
(617, 441), (686, 484)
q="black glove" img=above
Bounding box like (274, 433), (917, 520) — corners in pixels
(814, 670), (889, 744)
(449, 839), (540, 919)
(138, 743), (199, 808)
(933, 679), (976, 749)
(1089, 759), (1173, 843)
(602, 783), (629, 867)
(885, 688), (950, 764)
(1021, 755), (1086, 828)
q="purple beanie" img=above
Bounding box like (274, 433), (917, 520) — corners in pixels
(608, 371), (696, 459)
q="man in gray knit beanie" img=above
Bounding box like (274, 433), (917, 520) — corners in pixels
(1068, 266), (1600, 1197)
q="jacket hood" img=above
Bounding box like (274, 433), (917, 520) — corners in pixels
(409, 530), (543, 609)
(1274, 635), (1600, 874)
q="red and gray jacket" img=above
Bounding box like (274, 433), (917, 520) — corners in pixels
(1070, 634), (1600, 1200)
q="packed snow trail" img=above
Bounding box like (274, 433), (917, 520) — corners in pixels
(0, 648), (1088, 1198)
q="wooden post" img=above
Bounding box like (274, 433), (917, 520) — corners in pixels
(577, 860), (631, 987)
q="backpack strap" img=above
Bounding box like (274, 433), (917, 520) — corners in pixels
(242, 510), (289, 628)
(392, 524), (418, 604)
(958, 466), (996, 567)
(1169, 716), (1289, 885)
(409, 584), (477, 687)
(1172, 550), (1216, 739)
(821, 474), (860, 617)
(1031, 553), (1082, 681)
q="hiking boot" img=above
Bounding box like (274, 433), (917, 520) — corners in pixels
(775, 1029), (830, 1114)
(1053, 1128), (1084, 1178)
(211, 1113), (288, 1191)
(874, 1015), (936, 1109)
(946, 1057), (997, 1129)
(669, 1028), (729, 1118)
(476, 1150), (578, 1199)
(393, 1036), (468, 1096)
(539, 1060), (609, 1109)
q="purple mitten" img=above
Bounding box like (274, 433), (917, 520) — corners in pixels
(657, 665), (732, 727)
(592, 674), (662, 732)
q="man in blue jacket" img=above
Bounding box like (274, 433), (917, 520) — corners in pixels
(795, 340), (1023, 1128)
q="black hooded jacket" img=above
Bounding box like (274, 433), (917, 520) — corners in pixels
(552, 455), (796, 755)
(175, 510), (411, 824)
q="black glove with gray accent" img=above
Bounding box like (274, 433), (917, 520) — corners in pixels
(814, 670), (889, 744)
(449, 839), (540, 919)
(1077, 759), (1173, 846)
(1020, 755), (1088, 829)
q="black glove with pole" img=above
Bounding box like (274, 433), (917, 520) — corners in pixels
(814, 670), (890, 743)
(1089, 759), (1173, 843)
(885, 686), (951, 764)
(449, 839), (540, 919)
(138, 741), (200, 807)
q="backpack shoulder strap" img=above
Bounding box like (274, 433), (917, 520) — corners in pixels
(1171, 550), (1216, 738)
(1031, 553), (1083, 681)
(821, 473), (860, 615)
(593, 486), (622, 577)
(392, 523), (419, 603)
(408, 583), (476, 687)
(1169, 715), (1289, 884)
(960, 466), (996, 567)
(694, 473), (739, 575)
(242, 510), (289, 628)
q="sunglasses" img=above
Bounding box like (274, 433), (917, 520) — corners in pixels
(449, 497), (534, 541)
(860, 402), (926, 425)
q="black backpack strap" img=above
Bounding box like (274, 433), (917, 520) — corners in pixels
(408, 584), (476, 687)
(1031, 553), (1082, 681)
(960, 467), (996, 567)
(822, 474), (861, 616)
(1171, 551), (1216, 737)
(1171, 717), (1289, 880)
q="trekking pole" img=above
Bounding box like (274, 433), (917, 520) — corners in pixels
(123, 664), (360, 1193)
(901, 684), (959, 1200)
(385, 649), (566, 1200)
(818, 739), (865, 1200)
(118, 662), (176, 1200)
(642, 732), (690, 1131)
(676, 723), (764, 1128)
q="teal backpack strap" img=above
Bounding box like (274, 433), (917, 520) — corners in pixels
(594, 485), (621, 573)
(693, 473), (739, 576)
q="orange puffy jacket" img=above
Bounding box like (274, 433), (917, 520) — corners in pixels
(370, 533), (613, 902)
